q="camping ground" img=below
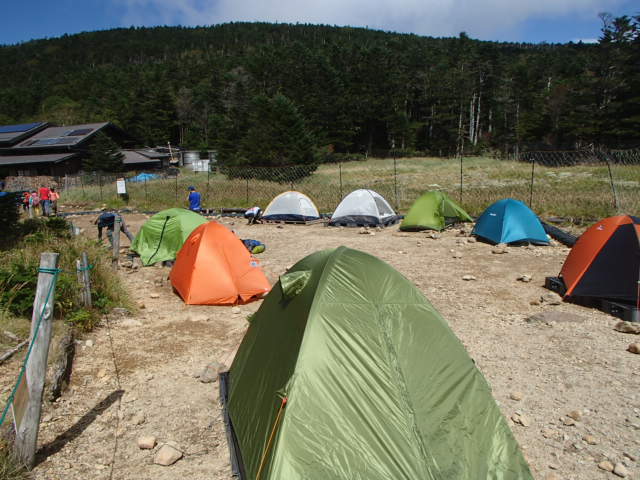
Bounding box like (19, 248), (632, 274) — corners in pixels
(1, 213), (638, 480)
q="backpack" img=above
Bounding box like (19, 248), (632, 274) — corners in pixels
(242, 239), (265, 254)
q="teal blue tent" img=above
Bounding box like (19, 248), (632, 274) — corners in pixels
(473, 198), (549, 245)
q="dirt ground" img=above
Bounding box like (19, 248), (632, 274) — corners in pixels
(6, 212), (639, 479)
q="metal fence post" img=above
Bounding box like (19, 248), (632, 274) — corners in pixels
(602, 151), (620, 213)
(76, 252), (92, 308)
(459, 154), (463, 203)
(529, 156), (535, 208)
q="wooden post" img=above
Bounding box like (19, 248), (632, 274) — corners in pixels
(14, 252), (59, 468)
(76, 252), (92, 307)
(112, 216), (121, 269)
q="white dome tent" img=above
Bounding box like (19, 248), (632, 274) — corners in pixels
(262, 191), (321, 222)
(329, 189), (399, 227)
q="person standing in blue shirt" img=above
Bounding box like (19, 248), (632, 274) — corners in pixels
(188, 186), (201, 212)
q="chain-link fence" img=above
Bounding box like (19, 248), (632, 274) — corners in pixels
(6, 148), (638, 219)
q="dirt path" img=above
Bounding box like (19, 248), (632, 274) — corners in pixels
(18, 214), (640, 479)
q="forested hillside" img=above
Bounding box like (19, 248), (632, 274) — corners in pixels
(0, 18), (638, 162)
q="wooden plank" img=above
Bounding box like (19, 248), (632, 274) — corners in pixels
(14, 252), (59, 468)
(112, 216), (121, 269)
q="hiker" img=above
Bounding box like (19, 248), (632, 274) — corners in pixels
(28, 190), (39, 218)
(244, 206), (262, 225)
(187, 186), (201, 212)
(94, 210), (135, 247)
(49, 187), (60, 215)
(22, 191), (30, 212)
(38, 184), (51, 217)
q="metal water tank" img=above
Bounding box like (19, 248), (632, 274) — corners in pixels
(183, 151), (199, 165)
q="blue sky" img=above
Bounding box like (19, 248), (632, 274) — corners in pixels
(1, 0), (638, 46)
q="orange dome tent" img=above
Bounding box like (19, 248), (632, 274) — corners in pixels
(170, 221), (271, 305)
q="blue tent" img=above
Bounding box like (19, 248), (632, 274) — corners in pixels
(472, 198), (549, 245)
(128, 173), (160, 183)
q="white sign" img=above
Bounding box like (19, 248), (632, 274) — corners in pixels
(116, 178), (127, 194)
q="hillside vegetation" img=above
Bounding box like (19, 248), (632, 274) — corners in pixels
(0, 17), (638, 161)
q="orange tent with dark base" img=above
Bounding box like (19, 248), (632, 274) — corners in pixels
(170, 221), (271, 305)
(560, 215), (640, 304)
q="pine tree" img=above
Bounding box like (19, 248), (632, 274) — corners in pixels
(83, 132), (125, 172)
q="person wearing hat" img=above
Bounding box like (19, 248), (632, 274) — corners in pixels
(187, 185), (201, 212)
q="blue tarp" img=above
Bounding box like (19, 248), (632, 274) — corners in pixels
(472, 198), (549, 245)
(128, 173), (160, 183)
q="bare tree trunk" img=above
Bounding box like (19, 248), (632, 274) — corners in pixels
(474, 91), (482, 145)
(469, 93), (476, 143)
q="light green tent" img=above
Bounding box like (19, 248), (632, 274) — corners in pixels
(131, 208), (207, 265)
(223, 247), (532, 480)
(400, 190), (472, 231)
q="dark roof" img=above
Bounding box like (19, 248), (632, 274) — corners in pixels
(0, 122), (49, 146)
(122, 150), (163, 165)
(0, 153), (77, 166)
(10, 122), (111, 150)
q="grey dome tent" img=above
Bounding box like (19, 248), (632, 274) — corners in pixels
(329, 189), (399, 227)
(262, 191), (320, 222)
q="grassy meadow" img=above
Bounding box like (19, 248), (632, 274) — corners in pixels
(59, 156), (639, 220)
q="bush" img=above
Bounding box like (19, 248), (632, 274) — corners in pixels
(0, 217), (129, 331)
(0, 193), (21, 249)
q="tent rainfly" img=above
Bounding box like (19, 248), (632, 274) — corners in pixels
(400, 191), (472, 231)
(262, 191), (320, 222)
(131, 208), (207, 265)
(329, 189), (398, 227)
(559, 215), (640, 303)
(170, 221), (271, 305)
(472, 198), (549, 245)
(221, 247), (533, 480)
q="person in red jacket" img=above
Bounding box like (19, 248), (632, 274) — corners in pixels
(38, 184), (51, 217)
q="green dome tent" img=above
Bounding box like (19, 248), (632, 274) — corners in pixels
(131, 208), (207, 265)
(400, 190), (472, 231)
(221, 247), (532, 480)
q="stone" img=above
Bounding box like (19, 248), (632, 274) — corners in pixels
(121, 318), (143, 328)
(628, 343), (640, 354)
(613, 462), (629, 477)
(426, 232), (440, 240)
(462, 275), (477, 281)
(137, 435), (156, 449)
(112, 307), (130, 316)
(467, 237), (477, 243)
(529, 299), (541, 306)
(154, 444), (183, 466)
(540, 292), (563, 305)
(561, 417), (576, 426)
(567, 410), (582, 421)
(614, 321), (640, 334)
(623, 452), (637, 462)
(491, 244), (508, 254)
(199, 361), (227, 383)
(526, 311), (584, 324)
(509, 392), (523, 401)
(276, 225), (284, 229)
(358, 227), (371, 234)
(583, 434), (598, 445)
(517, 275), (532, 283)
(541, 428), (556, 439)
(598, 460), (614, 472)
(137, 302), (146, 309)
(85, 339), (94, 347)
(231, 306), (241, 315)
(131, 412), (146, 425)
(518, 415), (531, 427)
(455, 238), (467, 245)
(452, 251), (463, 259)
(149, 293), (160, 299)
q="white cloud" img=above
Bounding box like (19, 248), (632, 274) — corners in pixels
(113, 0), (625, 40)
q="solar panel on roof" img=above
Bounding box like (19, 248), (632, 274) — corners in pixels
(66, 128), (93, 136)
(33, 138), (59, 146)
(0, 122), (43, 134)
(55, 137), (77, 145)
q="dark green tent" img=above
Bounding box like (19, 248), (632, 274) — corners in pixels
(222, 247), (532, 480)
(400, 191), (472, 231)
(131, 208), (207, 265)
